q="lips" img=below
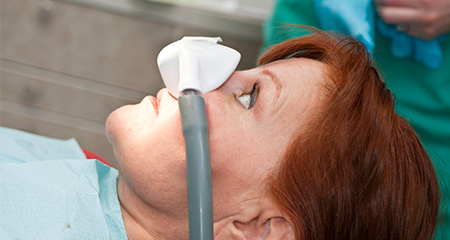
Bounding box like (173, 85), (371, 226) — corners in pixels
(148, 89), (178, 116)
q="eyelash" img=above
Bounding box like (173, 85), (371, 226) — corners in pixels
(237, 82), (259, 109)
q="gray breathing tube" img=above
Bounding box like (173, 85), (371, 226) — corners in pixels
(179, 90), (213, 239)
(157, 37), (241, 239)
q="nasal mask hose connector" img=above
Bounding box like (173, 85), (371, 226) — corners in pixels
(157, 37), (240, 240)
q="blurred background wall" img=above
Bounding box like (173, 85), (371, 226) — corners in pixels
(0, 0), (272, 162)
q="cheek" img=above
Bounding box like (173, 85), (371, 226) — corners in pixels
(207, 105), (265, 172)
(208, 117), (279, 205)
(206, 101), (287, 181)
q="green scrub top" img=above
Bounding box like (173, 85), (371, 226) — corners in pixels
(263, 0), (449, 239)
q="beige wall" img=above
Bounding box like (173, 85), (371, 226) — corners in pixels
(0, 0), (262, 162)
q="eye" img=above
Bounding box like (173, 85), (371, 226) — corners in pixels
(237, 82), (259, 109)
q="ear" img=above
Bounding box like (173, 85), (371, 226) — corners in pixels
(233, 216), (295, 240)
(213, 199), (296, 240)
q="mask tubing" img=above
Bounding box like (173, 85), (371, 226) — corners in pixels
(179, 94), (214, 240)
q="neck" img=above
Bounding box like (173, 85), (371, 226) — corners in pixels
(117, 175), (189, 240)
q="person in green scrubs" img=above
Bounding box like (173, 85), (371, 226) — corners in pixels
(263, 0), (449, 239)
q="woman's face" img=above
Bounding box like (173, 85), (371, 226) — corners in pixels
(106, 58), (326, 218)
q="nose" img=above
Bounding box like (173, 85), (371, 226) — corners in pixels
(157, 37), (241, 98)
(203, 71), (237, 97)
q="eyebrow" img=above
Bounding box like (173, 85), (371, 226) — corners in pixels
(261, 69), (282, 100)
(259, 69), (284, 119)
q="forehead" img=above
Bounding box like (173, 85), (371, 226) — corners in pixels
(261, 57), (327, 76)
(254, 57), (327, 126)
(258, 57), (327, 99)
(265, 58), (327, 143)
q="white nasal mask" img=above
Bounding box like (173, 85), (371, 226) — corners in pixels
(157, 37), (241, 98)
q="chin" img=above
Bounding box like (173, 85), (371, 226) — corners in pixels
(105, 104), (132, 145)
(105, 108), (120, 145)
(105, 100), (156, 145)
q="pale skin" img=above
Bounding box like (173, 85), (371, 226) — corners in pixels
(374, 0), (450, 40)
(105, 58), (327, 239)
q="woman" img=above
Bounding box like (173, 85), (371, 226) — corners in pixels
(0, 31), (440, 239)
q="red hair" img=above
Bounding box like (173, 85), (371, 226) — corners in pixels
(259, 30), (440, 239)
